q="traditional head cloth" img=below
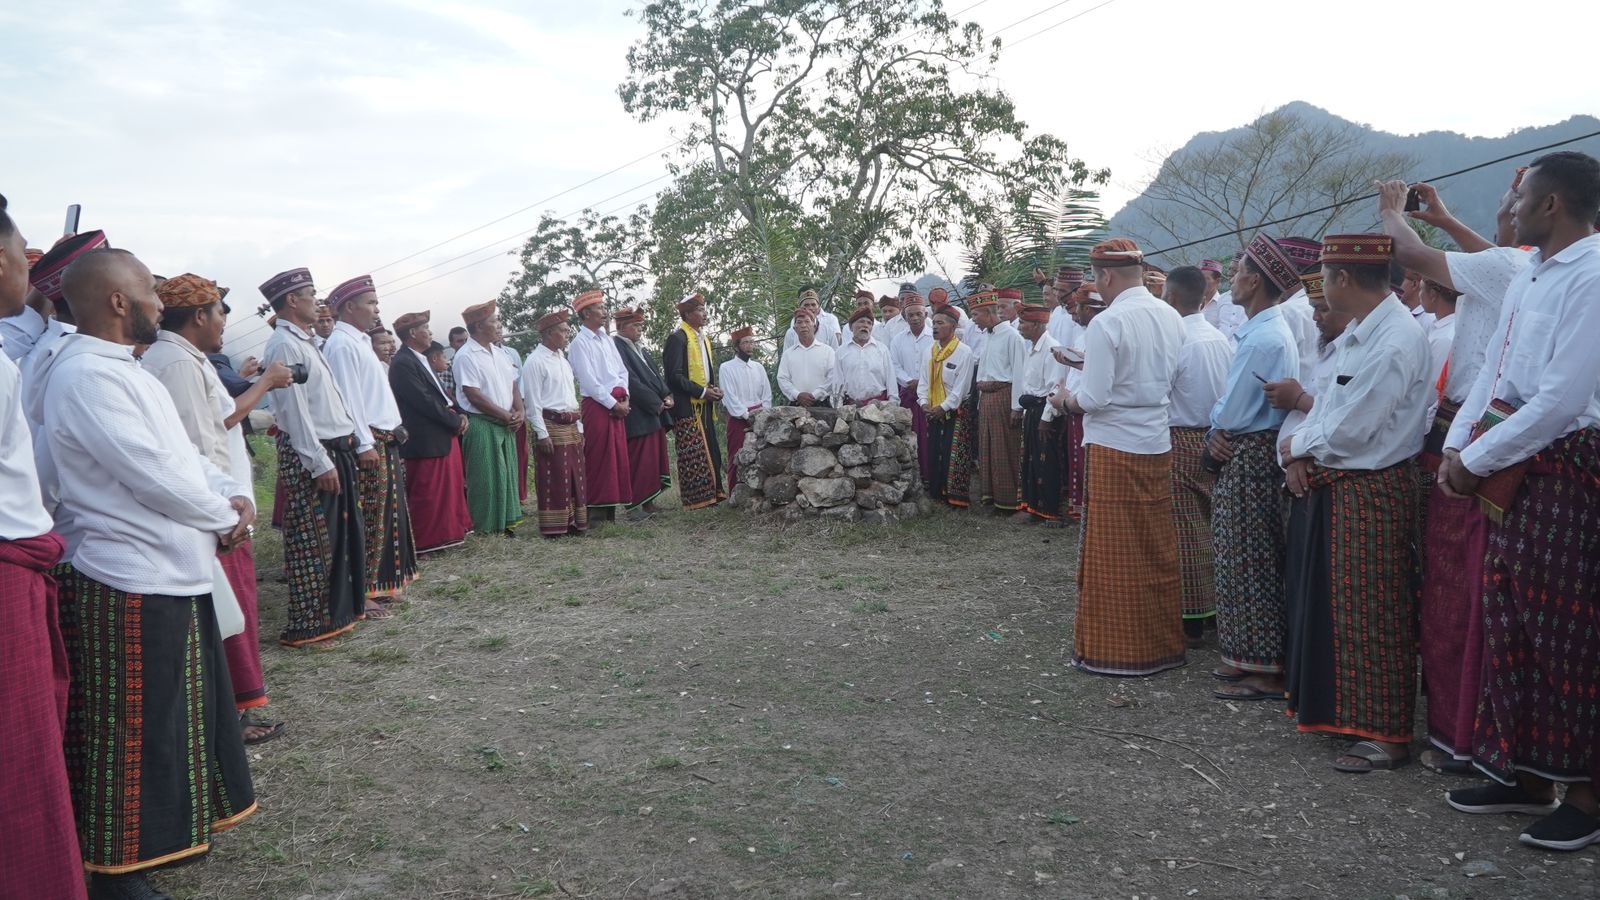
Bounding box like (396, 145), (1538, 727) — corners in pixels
(675, 292), (705, 316)
(1243, 233), (1300, 294)
(1018, 301), (1051, 324)
(854, 288), (875, 306)
(931, 303), (960, 322)
(928, 287), (949, 304)
(899, 292), (925, 308)
(315, 303), (334, 321)
(1140, 262), (1167, 275)
(30, 230), (109, 303)
(392, 310), (430, 335)
(968, 289), (999, 310)
(1071, 284), (1106, 309)
(729, 325), (754, 344)
(1300, 271), (1325, 301)
(535, 308), (570, 333)
(876, 292), (901, 308)
(155, 273), (223, 310)
(366, 320), (388, 337)
(574, 289), (606, 314)
(462, 300), (497, 327)
(1318, 233), (1395, 265)
(611, 306), (643, 326)
(327, 275), (376, 311)
(798, 288), (820, 303)
(996, 287), (1023, 302)
(847, 306), (875, 325)
(24, 248), (44, 269)
(1198, 259), (1223, 275)
(897, 282), (918, 298)
(1089, 238), (1143, 268)
(259, 267), (314, 305)
(1054, 266), (1084, 292)
(792, 307), (816, 323)
(1278, 237), (1323, 271)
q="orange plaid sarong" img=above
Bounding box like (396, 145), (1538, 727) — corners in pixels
(1072, 444), (1186, 676)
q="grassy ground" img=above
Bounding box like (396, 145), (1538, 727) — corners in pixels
(162, 444), (1596, 899)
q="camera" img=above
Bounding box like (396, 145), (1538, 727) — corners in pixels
(288, 362), (310, 384)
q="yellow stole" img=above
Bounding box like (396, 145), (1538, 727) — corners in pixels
(681, 321), (709, 412)
(927, 337), (959, 408)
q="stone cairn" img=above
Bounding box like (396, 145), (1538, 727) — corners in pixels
(728, 402), (932, 525)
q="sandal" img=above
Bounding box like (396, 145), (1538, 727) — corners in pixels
(1419, 748), (1481, 777)
(1211, 667), (1247, 683)
(240, 712), (286, 745)
(363, 603), (393, 620)
(1332, 740), (1411, 774)
(1213, 682), (1283, 701)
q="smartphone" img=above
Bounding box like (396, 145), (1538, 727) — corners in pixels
(1055, 347), (1085, 366)
(63, 204), (82, 236)
(1403, 187), (1422, 213)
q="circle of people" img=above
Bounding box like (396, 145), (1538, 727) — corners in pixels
(1, 149), (1597, 898)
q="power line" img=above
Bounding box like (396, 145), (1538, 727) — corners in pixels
(1144, 128), (1600, 258)
(1007, 0), (1121, 46)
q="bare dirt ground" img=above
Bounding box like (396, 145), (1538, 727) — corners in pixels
(166, 454), (1596, 899)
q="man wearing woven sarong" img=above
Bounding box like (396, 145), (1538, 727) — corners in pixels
(1437, 151), (1600, 851)
(613, 306), (674, 516)
(920, 301), (976, 505)
(1207, 236), (1300, 697)
(970, 289), (1027, 513)
(1280, 233), (1430, 775)
(1014, 300), (1066, 525)
(44, 248), (257, 899)
(1060, 239), (1185, 676)
(522, 308), (589, 537)
(454, 300), (525, 535)
(663, 292), (727, 510)
(390, 310), (472, 554)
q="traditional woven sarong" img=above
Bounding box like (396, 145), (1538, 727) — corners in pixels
(276, 432), (366, 646)
(899, 384), (930, 483)
(0, 533), (84, 897)
(403, 440), (472, 553)
(1471, 427), (1600, 785)
(945, 398), (976, 507)
(1168, 426), (1217, 621)
(977, 387), (1022, 510)
(1212, 430), (1288, 671)
(1072, 445), (1186, 676)
(725, 415), (750, 489)
(674, 411), (725, 510)
(461, 414), (522, 534)
(358, 427), (418, 599)
(926, 413), (957, 503)
(1019, 399), (1064, 521)
(217, 540), (266, 710)
(1064, 412), (1087, 516)
(514, 421), (530, 502)
(535, 416), (589, 537)
(1284, 461), (1421, 743)
(627, 429), (672, 509)
(580, 396), (632, 510)
(61, 573), (257, 874)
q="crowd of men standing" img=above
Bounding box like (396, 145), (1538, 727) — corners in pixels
(1, 149), (1597, 898)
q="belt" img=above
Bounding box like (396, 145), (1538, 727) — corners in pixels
(541, 409), (581, 425)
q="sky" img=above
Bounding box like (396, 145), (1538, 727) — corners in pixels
(3, 0), (1594, 357)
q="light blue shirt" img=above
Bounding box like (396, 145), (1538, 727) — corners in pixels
(1210, 303), (1299, 435)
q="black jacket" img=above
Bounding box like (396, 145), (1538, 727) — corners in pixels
(388, 347), (461, 459)
(662, 327), (717, 423)
(614, 336), (673, 439)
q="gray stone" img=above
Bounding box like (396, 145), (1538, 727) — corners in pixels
(735, 446), (758, 469)
(808, 407), (841, 428)
(751, 408), (778, 434)
(800, 433), (821, 447)
(728, 484), (752, 509)
(850, 420), (878, 443)
(820, 432), (849, 448)
(756, 447), (793, 475)
(743, 470), (763, 491)
(798, 476), (855, 507)
(763, 474), (799, 504)
(897, 501), (923, 519)
(871, 437), (897, 459)
(871, 459), (900, 482)
(831, 416), (851, 434)
(879, 481), (906, 504)
(860, 509), (898, 526)
(789, 447), (836, 477)
(782, 503), (807, 522)
(819, 504), (861, 523)
(766, 420), (802, 448)
(861, 402), (913, 428)
(838, 443), (871, 467)
(854, 484), (890, 509)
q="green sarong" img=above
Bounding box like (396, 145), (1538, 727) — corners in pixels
(461, 414), (523, 533)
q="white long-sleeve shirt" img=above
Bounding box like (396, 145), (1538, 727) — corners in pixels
(1200, 292), (1246, 342)
(42, 334), (247, 595)
(519, 343), (581, 441)
(1289, 294), (1431, 470)
(1169, 313), (1234, 429)
(1425, 314), (1454, 396)
(1020, 330), (1067, 422)
(1074, 287), (1185, 454)
(833, 337), (897, 405)
(142, 330), (253, 489)
(889, 327), (933, 389)
(1277, 333), (1347, 467)
(777, 340), (835, 403)
(916, 339), (976, 412)
(0, 350), (53, 540)
(323, 321), (403, 452)
(453, 337), (518, 415)
(718, 356), (772, 420)
(877, 313), (908, 348)
(568, 325), (630, 408)
(20, 318), (75, 423)
(261, 321), (358, 477)
(1442, 246), (1531, 404)
(975, 320), (1028, 412)
(1444, 234), (1600, 476)
(784, 310), (843, 351)
(1277, 289), (1322, 385)
(0, 306), (46, 362)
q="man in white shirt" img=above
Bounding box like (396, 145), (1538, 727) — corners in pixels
(454, 299), (525, 535)
(1436, 152), (1600, 849)
(1279, 234), (1430, 776)
(777, 311), (835, 406)
(1198, 258), (1245, 341)
(889, 297), (933, 480)
(783, 287), (841, 350)
(1161, 266), (1233, 646)
(258, 267), (369, 645)
(1419, 279), (1457, 403)
(877, 291), (908, 346)
(971, 290), (1028, 513)
(1047, 267), (1083, 352)
(1275, 237), (1325, 385)
(0, 193), (85, 900)
(389, 310), (472, 554)
(520, 308), (588, 537)
(1266, 272), (1351, 465)
(1059, 239), (1185, 677)
(834, 307), (896, 407)
(145, 273), (294, 743)
(568, 290), (633, 522)
(919, 302), (976, 506)
(718, 325), (771, 491)
(45, 248), (257, 894)
(20, 233), (99, 415)
(1014, 302), (1067, 525)
(324, 276), (417, 610)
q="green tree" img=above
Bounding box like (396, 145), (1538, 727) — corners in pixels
(496, 207), (652, 353)
(620, 0), (1104, 341)
(959, 187), (1109, 298)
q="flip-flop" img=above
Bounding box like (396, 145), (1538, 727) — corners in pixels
(1211, 668), (1247, 683)
(240, 713), (286, 746)
(1332, 740), (1411, 774)
(1213, 683), (1283, 701)
(363, 604), (393, 620)
(1419, 748), (1482, 777)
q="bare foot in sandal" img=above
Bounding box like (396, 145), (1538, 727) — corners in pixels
(1333, 739), (1410, 773)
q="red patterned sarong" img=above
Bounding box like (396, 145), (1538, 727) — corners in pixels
(404, 440), (472, 553)
(900, 384), (930, 483)
(535, 418), (589, 536)
(726, 415), (750, 489)
(218, 540), (266, 710)
(628, 429), (671, 509)
(581, 396), (631, 509)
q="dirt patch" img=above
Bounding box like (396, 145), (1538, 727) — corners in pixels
(164, 479), (1595, 899)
